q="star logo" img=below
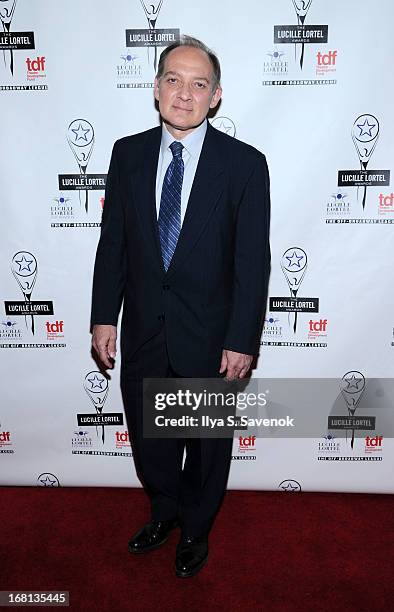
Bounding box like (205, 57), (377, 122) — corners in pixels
(211, 117), (236, 138)
(71, 122), (91, 143)
(285, 250), (304, 268)
(279, 479), (301, 492)
(87, 374), (105, 390)
(356, 118), (377, 138)
(37, 473), (59, 487)
(345, 373), (362, 390)
(217, 121), (232, 134)
(15, 254), (34, 273)
(282, 482), (297, 491)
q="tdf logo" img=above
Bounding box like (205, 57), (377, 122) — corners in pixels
(26, 56), (45, 72)
(316, 50), (337, 66)
(239, 435), (256, 448)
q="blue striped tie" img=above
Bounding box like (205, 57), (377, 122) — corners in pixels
(158, 140), (184, 272)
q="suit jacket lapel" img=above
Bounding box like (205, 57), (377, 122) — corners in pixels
(166, 123), (224, 278)
(131, 126), (165, 274)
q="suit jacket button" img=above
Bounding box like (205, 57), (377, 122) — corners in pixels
(158, 314), (165, 321)
(162, 284), (170, 290)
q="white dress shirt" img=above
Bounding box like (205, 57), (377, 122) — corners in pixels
(155, 119), (207, 226)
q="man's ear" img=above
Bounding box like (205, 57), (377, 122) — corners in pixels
(154, 77), (160, 102)
(209, 85), (222, 109)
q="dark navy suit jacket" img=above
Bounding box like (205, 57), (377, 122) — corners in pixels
(91, 122), (270, 376)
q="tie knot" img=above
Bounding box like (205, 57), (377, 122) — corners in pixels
(170, 141), (184, 158)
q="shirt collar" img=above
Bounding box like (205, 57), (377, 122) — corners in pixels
(161, 119), (207, 157)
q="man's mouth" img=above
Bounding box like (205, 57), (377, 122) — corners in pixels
(172, 106), (193, 113)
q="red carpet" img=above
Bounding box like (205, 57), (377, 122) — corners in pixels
(1, 487), (392, 611)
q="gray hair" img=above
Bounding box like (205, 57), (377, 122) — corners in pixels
(156, 35), (221, 91)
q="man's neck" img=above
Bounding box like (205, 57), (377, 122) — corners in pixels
(162, 120), (206, 141)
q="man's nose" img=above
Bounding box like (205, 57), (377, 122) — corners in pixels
(177, 82), (192, 100)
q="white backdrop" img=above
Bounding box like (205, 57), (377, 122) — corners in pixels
(1, 0), (393, 492)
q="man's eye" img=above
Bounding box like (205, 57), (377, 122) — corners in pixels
(195, 82), (206, 88)
(167, 78), (177, 84)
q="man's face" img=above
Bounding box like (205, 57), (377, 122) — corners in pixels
(154, 46), (222, 137)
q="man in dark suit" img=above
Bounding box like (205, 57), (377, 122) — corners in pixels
(91, 35), (270, 577)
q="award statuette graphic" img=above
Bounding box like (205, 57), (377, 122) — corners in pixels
(0, 0), (17, 75)
(140, 0), (163, 71)
(340, 371), (366, 449)
(292, 0), (312, 69)
(352, 114), (379, 210)
(11, 251), (37, 334)
(281, 247), (307, 333)
(84, 371), (109, 444)
(67, 119), (95, 213)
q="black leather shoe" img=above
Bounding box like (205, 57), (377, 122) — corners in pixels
(128, 519), (178, 554)
(175, 535), (208, 577)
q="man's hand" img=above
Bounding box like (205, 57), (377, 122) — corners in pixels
(92, 324), (117, 369)
(219, 349), (253, 380)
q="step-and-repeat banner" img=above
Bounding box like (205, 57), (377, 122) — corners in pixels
(1, 0), (393, 492)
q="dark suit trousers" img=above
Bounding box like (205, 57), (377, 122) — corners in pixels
(120, 326), (233, 538)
